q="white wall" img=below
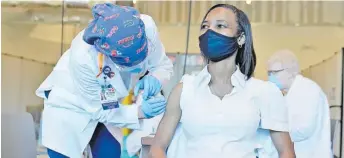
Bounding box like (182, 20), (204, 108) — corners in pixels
(1, 54), (54, 113)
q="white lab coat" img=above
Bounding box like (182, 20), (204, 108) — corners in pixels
(257, 75), (332, 158)
(36, 14), (173, 158)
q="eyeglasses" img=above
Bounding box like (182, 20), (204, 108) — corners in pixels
(268, 69), (284, 76)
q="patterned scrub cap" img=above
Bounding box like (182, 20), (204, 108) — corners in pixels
(83, 3), (148, 67)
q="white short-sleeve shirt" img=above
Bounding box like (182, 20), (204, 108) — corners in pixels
(168, 66), (288, 158)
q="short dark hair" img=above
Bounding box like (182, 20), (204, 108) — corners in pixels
(202, 4), (256, 79)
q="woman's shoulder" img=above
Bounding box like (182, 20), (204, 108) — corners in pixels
(181, 66), (210, 84)
(245, 77), (265, 89)
(180, 74), (197, 84)
(246, 77), (282, 97)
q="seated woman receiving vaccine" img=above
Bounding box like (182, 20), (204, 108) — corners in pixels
(149, 4), (295, 158)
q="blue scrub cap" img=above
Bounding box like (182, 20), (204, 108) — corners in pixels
(83, 3), (148, 67)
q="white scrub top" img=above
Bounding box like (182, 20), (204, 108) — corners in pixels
(35, 14), (173, 158)
(257, 75), (332, 158)
(167, 66), (288, 158)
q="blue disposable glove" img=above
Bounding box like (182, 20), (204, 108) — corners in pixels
(134, 75), (162, 100)
(141, 96), (167, 118)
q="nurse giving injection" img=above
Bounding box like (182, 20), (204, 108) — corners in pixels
(150, 4), (295, 158)
(36, 3), (173, 158)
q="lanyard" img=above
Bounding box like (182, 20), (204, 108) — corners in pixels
(96, 53), (151, 103)
(96, 53), (104, 78)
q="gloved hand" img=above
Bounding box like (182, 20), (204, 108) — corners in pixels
(141, 96), (167, 118)
(134, 75), (162, 100)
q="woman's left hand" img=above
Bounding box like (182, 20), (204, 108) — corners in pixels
(134, 75), (162, 100)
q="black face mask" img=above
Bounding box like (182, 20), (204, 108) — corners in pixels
(199, 29), (239, 62)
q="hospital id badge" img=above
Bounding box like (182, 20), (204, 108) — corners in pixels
(100, 87), (119, 110)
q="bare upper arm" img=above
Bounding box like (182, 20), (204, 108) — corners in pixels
(270, 130), (295, 158)
(152, 83), (183, 150)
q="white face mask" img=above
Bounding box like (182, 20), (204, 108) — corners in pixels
(268, 74), (284, 90)
(268, 68), (295, 92)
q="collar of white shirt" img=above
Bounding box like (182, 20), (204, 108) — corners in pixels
(193, 65), (247, 92)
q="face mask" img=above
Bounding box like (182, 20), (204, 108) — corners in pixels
(268, 74), (283, 90)
(116, 60), (145, 74)
(199, 29), (239, 62)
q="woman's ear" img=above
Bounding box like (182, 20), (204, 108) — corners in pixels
(237, 33), (246, 48)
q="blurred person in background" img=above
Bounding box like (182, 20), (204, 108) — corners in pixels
(259, 49), (332, 158)
(149, 4), (295, 158)
(35, 3), (172, 158)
